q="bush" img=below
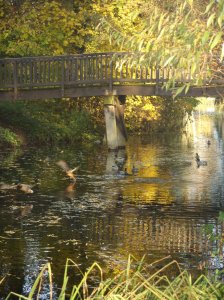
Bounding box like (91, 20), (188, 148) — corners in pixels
(0, 99), (102, 146)
(0, 127), (22, 147)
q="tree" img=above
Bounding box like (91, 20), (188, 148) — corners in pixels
(96, 0), (224, 93)
(0, 0), (92, 56)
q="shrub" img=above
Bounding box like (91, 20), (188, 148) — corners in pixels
(0, 127), (22, 147)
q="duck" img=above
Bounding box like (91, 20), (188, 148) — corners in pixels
(132, 165), (139, 174)
(0, 182), (17, 191)
(112, 164), (119, 171)
(118, 168), (132, 176)
(56, 160), (79, 181)
(115, 155), (125, 165)
(195, 153), (207, 167)
(17, 183), (34, 194)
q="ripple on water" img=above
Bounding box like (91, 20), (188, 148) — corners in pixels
(0, 107), (224, 296)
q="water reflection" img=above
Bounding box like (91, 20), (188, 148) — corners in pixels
(0, 99), (224, 297)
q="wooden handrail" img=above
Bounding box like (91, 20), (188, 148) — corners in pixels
(0, 52), (223, 100)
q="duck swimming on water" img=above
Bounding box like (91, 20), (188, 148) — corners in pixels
(132, 165), (139, 174)
(195, 153), (207, 167)
(0, 182), (34, 193)
(118, 168), (132, 176)
(17, 183), (34, 194)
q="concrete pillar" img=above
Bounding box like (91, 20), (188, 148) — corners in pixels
(104, 95), (128, 150)
(104, 96), (118, 150)
(115, 98), (128, 148)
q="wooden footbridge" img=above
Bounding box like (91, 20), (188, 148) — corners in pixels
(0, 52), (223, 149)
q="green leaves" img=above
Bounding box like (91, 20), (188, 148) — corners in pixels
(95, 0), (224, 88)
(221, 43), (224, 61)
(209, 31), (223, 50)
(173, 85), (186, 98)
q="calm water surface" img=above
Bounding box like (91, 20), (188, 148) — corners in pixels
(0, 101), (224, 297)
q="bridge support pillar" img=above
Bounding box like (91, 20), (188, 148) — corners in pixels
(115, 97), (128, 148)
(104, 96), (128, 150)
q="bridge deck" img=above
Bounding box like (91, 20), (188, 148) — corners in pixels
(0, 52), (223, 100)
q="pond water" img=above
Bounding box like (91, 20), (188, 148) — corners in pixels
(0, 99), (224, 298)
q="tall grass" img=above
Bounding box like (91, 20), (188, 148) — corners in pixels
(3, 256), (224, 299)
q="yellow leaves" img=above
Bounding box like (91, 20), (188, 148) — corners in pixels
(201, 31), (210, 46)
(187, 0), (194, 8)
(221, 42), (224, 61)
(191, 61), (197, 75)
(217, 14), (224, 28)
(209, 31), (223, 50)
(63, 40), (69, 46)
(163, 55), (175, 67)
(157, 27), (166, 41)
(142, 103), (154, 111)
(0, 0), (90, 56)
(173, 85), (186, 98)
(205, 1), (215, 14)
(207, 13), (216, 27)
(158, 13), (167, 31)
(138, 39), (145, 51)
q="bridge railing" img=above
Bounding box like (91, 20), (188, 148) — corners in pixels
(0, 53), (113, 89)
(0, 52), (195, 92)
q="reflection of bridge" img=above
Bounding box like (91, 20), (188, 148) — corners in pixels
(87, 209), (215, 257)
(0, 52), (223, 149)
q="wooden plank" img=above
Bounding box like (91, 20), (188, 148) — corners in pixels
(61, 59), (65, 97)
(43, 59), (46, 84)
(105, 55), (108, 79)
(100, 54), (103, 80)
(12, 61), (18, 100)
(80, 58), (82, 81)
(1, 84), (224, 101)
(74, 57), (78, 81)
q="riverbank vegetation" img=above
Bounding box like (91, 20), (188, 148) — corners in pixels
(0, 95), (199, 148)
(0, 0), (222, 147)
(0, 99), (102, 147)
(3, 256), (224, 299)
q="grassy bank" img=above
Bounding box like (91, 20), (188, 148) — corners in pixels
(2, 256), (224, 299)
(0, 99), (102, 148)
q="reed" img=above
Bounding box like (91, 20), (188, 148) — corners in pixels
(3, 256), (224, 299)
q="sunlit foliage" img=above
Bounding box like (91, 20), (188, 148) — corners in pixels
(0, 100), (100, 146)
(96, 0), (224, 92)
(0, 0), (208, 140)
(125, 96), (199, 133)
(0, 0), (91, 56)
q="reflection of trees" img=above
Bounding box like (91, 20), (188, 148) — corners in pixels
(214, 106), (224, 141)
(0, 148), (23, 168)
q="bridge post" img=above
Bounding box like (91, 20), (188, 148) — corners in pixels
(104, 95), (128, 150)
(12, 61), (18, 100)
(104, 96), (118, 150)
(116, 96), (128, 148)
